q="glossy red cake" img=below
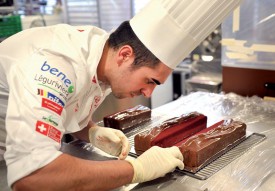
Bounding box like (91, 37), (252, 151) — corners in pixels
(134, 112), (207, 155)
(176, 119), (246, 172)
(103, 105), (151, 131)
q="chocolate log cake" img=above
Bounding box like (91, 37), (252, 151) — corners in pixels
(176, 119), (246, 172)
(103, 105), (151, 131)
(134, 112), (207, 155)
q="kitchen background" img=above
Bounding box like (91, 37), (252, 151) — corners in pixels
(1, 0), (275, 123)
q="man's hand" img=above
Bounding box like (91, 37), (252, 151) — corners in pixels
(89, 126), (130, 160)
(126, 146), (184, 183)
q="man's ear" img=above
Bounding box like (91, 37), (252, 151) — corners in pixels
(117, 45), (134, 66)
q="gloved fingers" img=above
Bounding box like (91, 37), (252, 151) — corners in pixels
(114, 131), (130, 160)
(173, 158), (184, 170)
(95, 140), (122, 156)
(128, 146), (185, 183)
(168, 146), (184, 161)
(89, 126), (130, 159)
(165, 146), (184, 170)
(99, 129), (121, 143)
(119, 136), (131, 160)
(107, 143), (122, 157)
(95, 128), (130, 159)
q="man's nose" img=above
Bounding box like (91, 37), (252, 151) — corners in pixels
(141, 86), (156, 98)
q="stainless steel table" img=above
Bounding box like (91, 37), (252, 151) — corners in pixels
(1, 92), (275, 191)
(72, 92), (275, 191)
(127, 92), (275, 191)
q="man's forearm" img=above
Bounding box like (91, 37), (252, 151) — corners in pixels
(13, 153), (134, 191)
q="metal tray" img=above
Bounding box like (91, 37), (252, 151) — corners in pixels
(176, 132), (266, 180)
(98, 118), (266, 180)
(127, 125), (266, 180)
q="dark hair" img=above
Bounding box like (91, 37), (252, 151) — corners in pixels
(108, 21), (160, 70)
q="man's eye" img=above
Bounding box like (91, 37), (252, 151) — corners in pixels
(147, 79), (154, 84)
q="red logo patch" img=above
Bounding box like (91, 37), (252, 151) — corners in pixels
(36, 120), (61, 143)
(42, 98), (63, 115)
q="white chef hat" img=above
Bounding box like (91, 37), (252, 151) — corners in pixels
(130, 0), (242, 69)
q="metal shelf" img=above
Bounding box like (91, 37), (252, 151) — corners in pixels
(127, 127), (266, 180)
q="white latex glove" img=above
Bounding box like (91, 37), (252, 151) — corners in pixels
(126, 146), (184, 183)
(88, 126), (130, 160)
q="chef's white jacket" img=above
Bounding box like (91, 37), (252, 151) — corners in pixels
(0, 24), (111, 186)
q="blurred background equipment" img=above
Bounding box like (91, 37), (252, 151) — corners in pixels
(221, 0), (275, 97)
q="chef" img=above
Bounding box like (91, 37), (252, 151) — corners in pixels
(0, 0), (242, 190)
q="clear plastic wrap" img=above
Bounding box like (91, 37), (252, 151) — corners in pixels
(61, 91), (275, 191)
(74, 90), (275, 191)
(151, 91), (275, 191)
(153, 91), (275, 129)
(60, 91), (275, 191)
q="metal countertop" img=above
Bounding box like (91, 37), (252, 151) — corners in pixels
(67, 92), (275, 191)
(1, 92), (275, 191)
(127, 92), (275, 191)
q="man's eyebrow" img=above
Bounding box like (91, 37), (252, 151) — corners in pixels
(152, 78), (161, 85)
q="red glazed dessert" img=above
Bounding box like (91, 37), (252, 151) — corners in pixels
(134, 112), (207, 155)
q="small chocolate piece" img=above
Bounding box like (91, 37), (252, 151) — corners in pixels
(103, 105), (151, 131)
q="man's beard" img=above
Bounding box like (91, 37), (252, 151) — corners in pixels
(112, 92), (126, 99)
(112, 91), (141, 99)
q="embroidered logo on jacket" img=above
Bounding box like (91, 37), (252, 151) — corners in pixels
(34, 61), (75, 101)
(34, 74), (73, 101)
(38, 89), (65, 107)
(42, 98), (63, 115)
(41, 61), (72, 87)
(36, 120), (61, 143)
(42, 115), (59, 126)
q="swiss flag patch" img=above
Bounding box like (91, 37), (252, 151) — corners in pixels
(36, 120), (61, 143)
